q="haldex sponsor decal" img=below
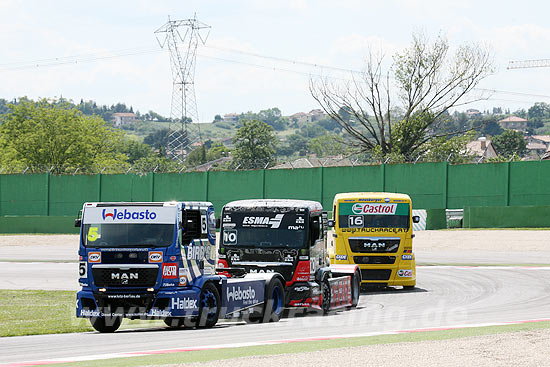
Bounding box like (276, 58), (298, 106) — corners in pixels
(242, 214), (284, 228)
(163, 263), (178, 279)
(227, 285), (257, 303)
(171, 297), (198, 310)
(79, 309), (101, 317)
(102, 208), (157, 220)
(352, 203), (397, 215)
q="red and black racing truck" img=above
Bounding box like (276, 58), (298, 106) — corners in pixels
(217, 199), (361, 314)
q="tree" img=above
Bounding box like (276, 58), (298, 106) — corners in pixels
(310, 33), (493, 161)
(492, 130), (527, 158)
(206, 142), (231, 161)
(185, 144), (207, 167)
(0, 99), (127, 173)
(232, 120), (277, 169)
(472, 115), (503, 136)
(143, 128), (171, 152)
(119, 139), (154, 164)
(307, 134), (349, 157)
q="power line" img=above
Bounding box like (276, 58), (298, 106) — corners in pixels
(2, 43), (550, 103)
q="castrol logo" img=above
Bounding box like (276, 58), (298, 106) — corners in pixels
(352, 203), (396, 215)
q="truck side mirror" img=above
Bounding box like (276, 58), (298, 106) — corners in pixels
(181, 210), (202, 242)
(215, 217), (221, 229)
(412, 216), (420, 223)
(327, 219), (335, 228)
(311, 219), (321, 242)
(74, 218), (82, 227)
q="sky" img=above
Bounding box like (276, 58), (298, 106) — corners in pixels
(2, 0), (550, 122)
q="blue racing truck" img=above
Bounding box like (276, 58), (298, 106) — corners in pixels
(75, 201), (284, 332)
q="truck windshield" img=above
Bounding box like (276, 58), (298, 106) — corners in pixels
(221, 210), (307, 248)
(82, 223), (175, 248)
(338, 202), (410, 229)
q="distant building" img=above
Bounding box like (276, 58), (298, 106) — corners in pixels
(289, 112), (311, 124)
(222, 113), (239, 123)
(465, 108), (481, 117)
(466, 137), (498, 161)
(526, 135), (550, 156)
(308, 109), (326, 121)
(498, 116), (528, 131)
(220, 137), (235, 149)
(271, 156), (352, 169)
(112, 112), (137, 126)
(288, 109), (327, 124)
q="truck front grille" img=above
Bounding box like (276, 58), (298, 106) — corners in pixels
(349, 238), (400, 253)
(360, 269), (392, 281)
(92, 267), (158, 287)
(353, 256), (396, 265)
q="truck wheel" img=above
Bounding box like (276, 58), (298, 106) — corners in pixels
(164, 317), (186, 328)
(321, 279), (331, 315)
(262, 278), (284, 322)
(350, 271), (361, 308)
(197, 282), (220, 328)
(90, 316), (121, 333)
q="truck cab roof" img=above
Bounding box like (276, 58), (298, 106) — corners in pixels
(82, 201), (213, 210)
(223, 199), (323, 213)
(333, 192), (411, 202)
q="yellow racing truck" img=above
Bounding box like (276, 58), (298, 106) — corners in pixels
(327, 192), (419, 289)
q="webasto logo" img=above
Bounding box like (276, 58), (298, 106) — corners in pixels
(227, 285), (256, 302)
(102, 209), (157, 220)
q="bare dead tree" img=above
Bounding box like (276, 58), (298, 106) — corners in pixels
(310, 33), (493, 160)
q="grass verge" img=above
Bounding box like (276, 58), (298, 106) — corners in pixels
(54, 321), (550, 367)
(0, 290), (165, 337)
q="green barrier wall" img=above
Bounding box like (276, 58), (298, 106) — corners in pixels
(463, 205), (550, 228)
(0, 216), (80, 234)
(2, 161), (550, 232)
(426, 208), (447, 230)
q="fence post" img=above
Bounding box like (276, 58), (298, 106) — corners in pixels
(262, 168), (266, 199)
(381, 164), (386, 191)
(205, 170), (210, 202)
(320, 166), (324, 205)
(505, 161), (510, 206)
(444, 162), (448, 209)
(151, 172), (156, 202)
(46, 172), (50, 216)
(97, 173), (102, 201)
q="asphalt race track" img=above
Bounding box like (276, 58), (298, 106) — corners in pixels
(1, 264), (550, 365)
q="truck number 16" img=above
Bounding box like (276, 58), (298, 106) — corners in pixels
(348, 215), (364, 228)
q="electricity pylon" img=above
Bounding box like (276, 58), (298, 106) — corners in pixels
(155, 15), (210, 162)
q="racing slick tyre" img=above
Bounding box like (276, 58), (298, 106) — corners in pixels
(196, 282), (221, 329)
(90, 315), (122, 333)
(321, 279), (331, 315)
(349, 271), (361, 309)
(164, 317), (186, 328)
(262, 278), (284, 322)
(244, 278), (284, 324)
